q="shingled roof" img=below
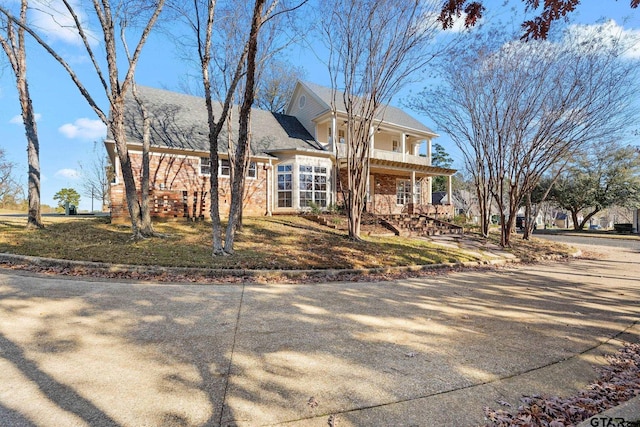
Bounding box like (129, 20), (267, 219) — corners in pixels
(298, 81), (436, 135)
(120, 86), (322, 156)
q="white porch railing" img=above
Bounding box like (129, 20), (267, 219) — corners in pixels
(336, 145), (430, 166)
(405, 153), (430, 166)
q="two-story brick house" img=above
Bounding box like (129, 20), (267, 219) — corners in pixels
(105, 82), (455, 221)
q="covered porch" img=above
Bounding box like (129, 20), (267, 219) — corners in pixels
(338, 157), (456, 218)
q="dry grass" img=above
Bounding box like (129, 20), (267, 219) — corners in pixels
(0, 215), (573, 271)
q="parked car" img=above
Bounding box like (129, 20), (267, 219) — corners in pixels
(516, 216), (537, 231)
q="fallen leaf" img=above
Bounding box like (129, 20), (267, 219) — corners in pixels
(307, 396), (318, 409)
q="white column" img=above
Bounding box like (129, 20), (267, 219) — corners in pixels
(369, 125), (375, 153)
(265, 160), (273, 216)
(401, 133), (407, 162)
(410, 171), (416, 204)
(427, 138), (432, 166)
(426, 177), (432, 206)
(367, 126), (374, 203)
(331, 115), (338, 207)
(447, 175), (453, 205)
(331, 114), (337, 156)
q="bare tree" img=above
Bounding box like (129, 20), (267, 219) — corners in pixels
(79, 145), (111, 212)
(320, 0), (451, 240)
(0, 147), (22, 207)
(167, 0), (246, 254)
(410, 27), (639, 246)
(255, 59), (306, 113)
(120, 19), (156, 234)
(0, 0), (43, 228)
(205, 0), (305, 237)
(222, 0), (267, 253)
(169, 0), (306, 255)
(0, 0), (165, 239)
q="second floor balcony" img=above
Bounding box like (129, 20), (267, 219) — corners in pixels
(336, 144), (431, 166)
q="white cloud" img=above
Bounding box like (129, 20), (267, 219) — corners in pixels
(59, 118), (106, 140)
(55, 168), (80, 180)
(424, 11), (473, 35)
(9, 113), (42, 125)
(566, 20), (640, 59)
(30, 0), (98, 46)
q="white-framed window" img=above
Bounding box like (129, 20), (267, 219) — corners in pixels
(200, 157), (211, 175)
(298, 95), (306, 109)
(247, 162), (257, 179)
(219, 159), (230, 176)
(392, 140), (400, 152)
(396, 179), (421, 205)
(299, 165), (328, 208)
(277, 164), (293, 208)
(200, 157), (231, 176)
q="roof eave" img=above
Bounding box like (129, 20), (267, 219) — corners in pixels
(311, 111), (438, 139)
(265, 147), (334, 158)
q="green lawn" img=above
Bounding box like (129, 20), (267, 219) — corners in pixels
(0, 215), (574, 275)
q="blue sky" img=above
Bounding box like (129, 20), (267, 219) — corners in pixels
(0, 0), (638, 211)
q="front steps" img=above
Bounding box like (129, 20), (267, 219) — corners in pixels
(378, 214), (463, 237)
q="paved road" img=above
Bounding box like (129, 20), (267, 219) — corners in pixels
(0, 243), (638, 426)
(534, 232), (640, 251)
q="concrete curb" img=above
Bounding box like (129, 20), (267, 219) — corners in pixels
(577, 395), (640, 426)
(534, 230), (640, 241)
(0, 248), (581, 283)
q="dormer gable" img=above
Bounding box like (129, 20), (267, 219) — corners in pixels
(285, 82), (331, 139)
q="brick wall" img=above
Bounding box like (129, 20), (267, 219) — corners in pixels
(371, 173), (400, 215)
(337, 170), (451, 216)
(110, 152), (268, 222)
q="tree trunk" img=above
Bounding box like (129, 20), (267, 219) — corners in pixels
(110, 103), (145, 239)
(475, 184), (490, 238)
(523, 192), (533, 240)
(20, 81), (43, 229)
(579, 208), (601, 230)
(224, 0), (265, 254)
(348, 194), (362, 239)
(3, 1), (44, 229)
(197, 0), (225, 256)
(208, 119), (224, 254)
(132, 82), (155, 236)
(570, 208), (580, 230)
(346, 176), (366, 241)
(345, 122), (370, 242)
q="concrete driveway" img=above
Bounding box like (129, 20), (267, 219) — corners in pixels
(0, 242), (638, 426)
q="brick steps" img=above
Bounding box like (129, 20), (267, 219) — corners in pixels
(379, 214), (463, 237)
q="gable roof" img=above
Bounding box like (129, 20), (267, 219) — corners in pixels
(297, 81), (436, 135)
(117, 86), (322, 156)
